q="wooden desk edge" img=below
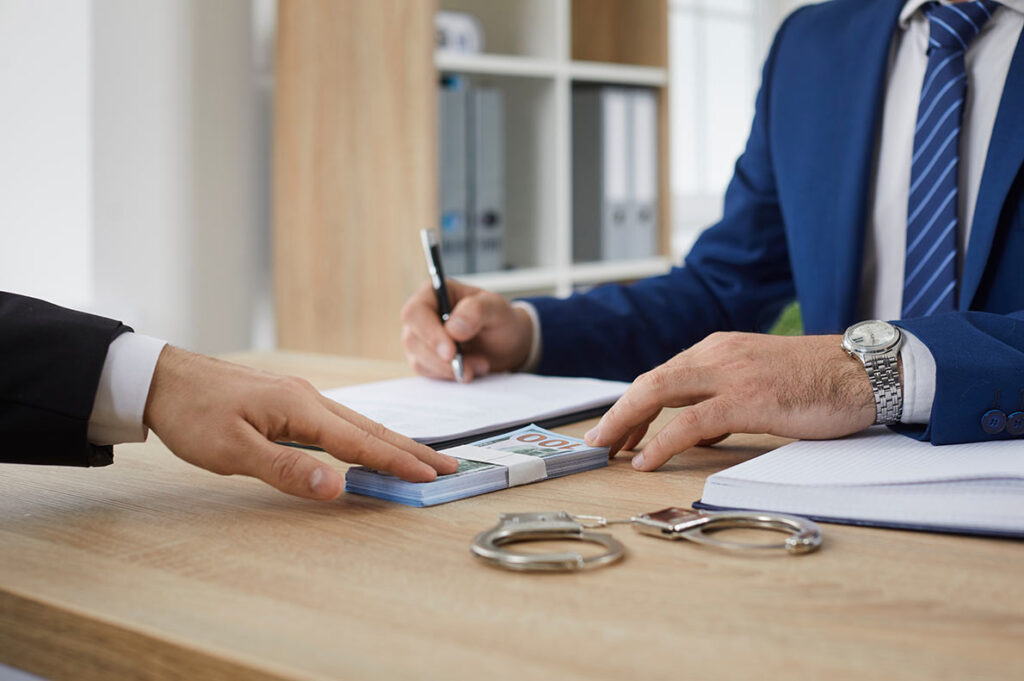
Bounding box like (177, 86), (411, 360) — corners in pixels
(0, 589), (292, 681)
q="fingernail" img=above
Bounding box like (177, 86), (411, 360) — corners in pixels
(584, 426), (601, 445)
(472, 359), (489, 377)
(447, 317), (469, 336)
(436, 342), (452, 360)
(631, 453), (645, 470)
(310, 468), (326, 494)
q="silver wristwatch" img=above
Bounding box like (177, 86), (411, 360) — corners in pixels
(841, 320), (904, 425)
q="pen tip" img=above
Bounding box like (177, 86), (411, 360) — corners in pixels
(452, 356), (465, 383)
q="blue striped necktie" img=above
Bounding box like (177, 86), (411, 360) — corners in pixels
(902, 0), (998, 318)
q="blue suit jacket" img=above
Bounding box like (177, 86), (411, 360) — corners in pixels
(528, 0), (1024, 445)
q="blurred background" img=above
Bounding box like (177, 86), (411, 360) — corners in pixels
(0, 0), (808, 357)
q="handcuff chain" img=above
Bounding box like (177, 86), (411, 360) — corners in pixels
(571, 514), (635, 528)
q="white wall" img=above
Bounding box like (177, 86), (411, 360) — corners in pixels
(91, 0), (261, 353)
(0, 1), (94, 309)
(668, 0), (815, 258)
(0, 0), (267, 355)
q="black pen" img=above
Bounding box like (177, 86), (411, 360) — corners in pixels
(420, 229), (466, 382)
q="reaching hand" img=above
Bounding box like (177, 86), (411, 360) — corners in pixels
(400, 279), (534, 381)
(584, 333), (878, 471)
(143, 346), (459, 500)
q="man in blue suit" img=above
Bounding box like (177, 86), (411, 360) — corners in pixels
(402, 0), (1024, 471)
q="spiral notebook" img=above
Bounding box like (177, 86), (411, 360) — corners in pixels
(696, 428), (1024, 539)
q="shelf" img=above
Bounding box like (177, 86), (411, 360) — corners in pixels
(457, 267), (561, 293)
(435, 52), (559, 79)
(570, 257), (672, 285)
(440, 0), (559, 59)
(457, 258), (673, 296)
(435, 52), (668, 87)
(568, 61), (667, 86)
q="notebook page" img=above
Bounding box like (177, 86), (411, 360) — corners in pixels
(711, 427), (1024, 487)
(323, 374), (629, 443)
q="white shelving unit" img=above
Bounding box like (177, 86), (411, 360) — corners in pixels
(438, 0), (672, 297)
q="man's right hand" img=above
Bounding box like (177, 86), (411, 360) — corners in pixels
(400, 280), (534, 381)
(144, 346), (459, 500)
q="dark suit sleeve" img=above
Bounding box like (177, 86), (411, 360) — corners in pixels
(893, 311), (1024, 444)
(0, 292), (131, 466)
(523, 13), (799, 382)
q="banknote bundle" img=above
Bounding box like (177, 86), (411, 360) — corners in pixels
(345, 425), (609, 506)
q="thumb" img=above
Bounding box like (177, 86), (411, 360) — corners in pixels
(446, 292), (506, 342)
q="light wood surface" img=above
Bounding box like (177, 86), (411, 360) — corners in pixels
(2, 353), (1022, 681)
(571, 0), (668, 67)
(274, 0), (437, 360)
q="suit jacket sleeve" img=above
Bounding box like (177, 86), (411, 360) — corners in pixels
(0, 292), (131, 466)
(523, 14), (800, 382)
(894, 311), (1024, 444)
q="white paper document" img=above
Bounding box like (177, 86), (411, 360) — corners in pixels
(700, 427), (1024, 536)
(322, 373), (630, 445)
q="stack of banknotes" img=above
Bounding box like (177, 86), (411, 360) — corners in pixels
(345, 425), (609, 507)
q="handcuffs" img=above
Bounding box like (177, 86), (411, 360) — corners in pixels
(471, 508), (823, 572)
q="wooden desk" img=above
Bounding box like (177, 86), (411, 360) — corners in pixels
(1, 352), (1022, 681)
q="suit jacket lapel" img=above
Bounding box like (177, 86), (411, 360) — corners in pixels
(961, 28), (1024, 310)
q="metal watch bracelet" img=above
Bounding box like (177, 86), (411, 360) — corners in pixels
(865, 353), (902, 424)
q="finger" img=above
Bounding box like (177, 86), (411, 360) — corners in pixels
(317, 396), (459, 475)
(633, 398), (735, 472)
(585, 374), (668, 448)
(400, 288), (460, 363)
(402, 323), (492, 382)
(402, 326), (457, 380)
(459, 353), (491, 382)
(446, 291), (508, 342)
(318, 418), (440, 481)
(607, 433), (629, 459)
(587, 366), (712, 448)
(241, 433), (345, 500)
(621, 416), (656, 454)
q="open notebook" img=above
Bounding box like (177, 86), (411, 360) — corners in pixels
(696, 428), (1024, 538)
(322, 373), (629, 448)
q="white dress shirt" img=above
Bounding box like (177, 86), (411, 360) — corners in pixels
(519, 0), (1023, 425)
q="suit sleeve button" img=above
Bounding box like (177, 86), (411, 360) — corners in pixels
(981, 409), (1007, 434)
(1006, 411), (1024, 436)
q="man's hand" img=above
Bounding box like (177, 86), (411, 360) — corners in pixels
(584, 333), (877, 471)
(400, 279), (534, 381)
(143, 346), (459, 500)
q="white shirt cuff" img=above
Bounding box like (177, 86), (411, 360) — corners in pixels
(87, 333), (167, 445)
(899, 329), (935, 425)
(511, 301), (542, 373)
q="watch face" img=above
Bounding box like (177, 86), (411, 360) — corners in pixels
(847, 320), (899, 351)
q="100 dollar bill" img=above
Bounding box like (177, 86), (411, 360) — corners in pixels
(357, 425), (595, 479)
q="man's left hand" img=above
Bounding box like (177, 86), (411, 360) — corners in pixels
(583, 333), (878, 471)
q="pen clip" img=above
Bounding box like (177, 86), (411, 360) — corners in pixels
(420, 229), (445, 289)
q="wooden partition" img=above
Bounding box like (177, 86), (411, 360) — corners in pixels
(274, 0), (437, 359)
